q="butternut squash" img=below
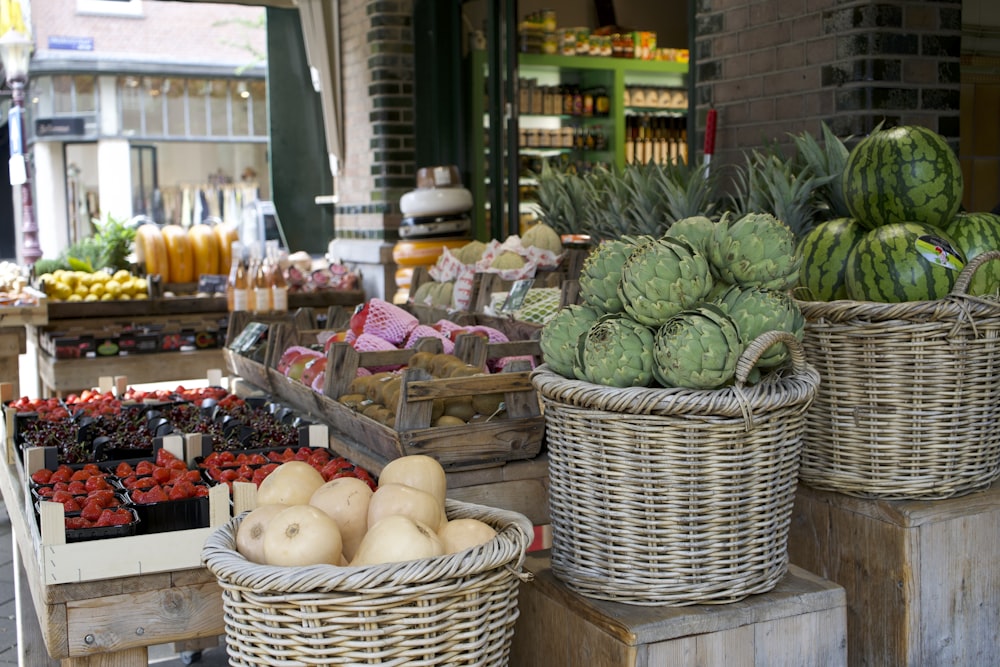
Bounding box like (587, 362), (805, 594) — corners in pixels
(133, 223), (168, 279)
(188, 223), (221, 277)
(161, 224), (195, 283)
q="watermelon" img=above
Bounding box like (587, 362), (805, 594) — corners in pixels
(943, 212), (1000, 296)
(842, 125), (963, 231)
(845, 222), (966, 302)
(796, 217), (865, 301)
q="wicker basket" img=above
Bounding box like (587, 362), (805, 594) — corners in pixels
(795, 252), (1000, 500)
(202, 499), (533, 666)
(531, 330), (820, 606)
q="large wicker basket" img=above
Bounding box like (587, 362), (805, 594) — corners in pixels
(795, 252), (1000, 500)
(202, 499), (533, 666)
(531, 330), (820, 606)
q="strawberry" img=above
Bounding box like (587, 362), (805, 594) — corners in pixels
(67, 481), (87, 495)
(81, 501), (104, 522)
(115, 462), (134, 477)
(168, 481), (196, 501)
(95, 509), (132, 527)
(155, 448), (180, 468)
(65, 517), (90, 530)
(139, 485), (169, 504)
(85, 475), (111, 492)
(135, 460), (156, 476)
(51, 489), (75, 504)
(70, 469), (91, 482)
(152, 467), (173, 484)
(86, 489), (115, 506)
(31, 469), (52, 485)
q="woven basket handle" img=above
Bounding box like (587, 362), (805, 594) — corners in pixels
(951, 249), (1000, 296)
(735, 330), (806, 385)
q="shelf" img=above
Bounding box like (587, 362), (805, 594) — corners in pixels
(519, 53), (688, 75)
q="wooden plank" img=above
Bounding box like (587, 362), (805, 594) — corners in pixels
(13, 531), (60, 666)
(0, 288), (48, 327)
(751, 605), (847, 667)
(446, 477), (549, 525)
(0, 327), (26, 355)
(37, 348), (226, 395)
(65, 581), (224, 657)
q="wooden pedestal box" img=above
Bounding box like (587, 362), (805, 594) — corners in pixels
(788, 483), (1000, 667)
(510, 554), (847, 667)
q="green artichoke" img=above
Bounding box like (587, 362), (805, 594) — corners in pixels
(578, 236), (651, 313)
(538, 303), (603, 379)
(665, 215), (716, 256)
(713, 284), (805, 368)
(574, 314), (655, 388)
(708, 212), (801, 290)
(618, 236), (713, 327)
(652, 304), (742, 389)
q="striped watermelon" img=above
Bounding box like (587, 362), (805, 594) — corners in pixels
(796, 217), (865, 301)
(845, 222), (965, 302)
(842, 125), (963, 231)
(943, 212), (1000, 296)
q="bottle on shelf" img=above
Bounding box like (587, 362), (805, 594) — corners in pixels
(250, 242), (271, 313)
(226, 241), (248, 312)
(268, 240), (289, 313)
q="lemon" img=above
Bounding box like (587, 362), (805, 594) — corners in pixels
(53, 282), (73, 300)
(104, 280), (122, 298)
(133, 277), (148, 295)
(84, 293), (99, 302)
(133, 292), (148, 300)
(89, 283), (105, 297)
(78, 272), (95, 287)
(120, 279), (136, 295)
(74, 284), (89, 297)
(66, 293), (83, 302)
(118, 293), (132, 300)
(63, 272), (79, 289)
(100, 292), (115, 301)
(112, 269), (131, 283)
(93, 270), (111, 284)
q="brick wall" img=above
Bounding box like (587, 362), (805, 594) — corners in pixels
(335, 0), (415, 239)
(694, 0), (962, 171)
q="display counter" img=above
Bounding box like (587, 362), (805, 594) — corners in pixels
(25, 290), (364, 398)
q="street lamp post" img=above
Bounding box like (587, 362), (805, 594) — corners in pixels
(0, 30), (40, 266)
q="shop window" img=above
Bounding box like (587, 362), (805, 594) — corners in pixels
(119, 75), (143, 136)
(250, 80), (267, 137)
(143, 77), (166, 137)
(208, 79), (229, 136)
(188, 79), (209, 137)
(165, 76), (186, 137)
(232, 81), (250, 136)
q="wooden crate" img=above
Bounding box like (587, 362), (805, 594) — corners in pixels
(509, 553), (847, 667)
(788, 483), (1000, 667)
(224, 321), (545, 472)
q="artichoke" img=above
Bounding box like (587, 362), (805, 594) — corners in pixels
(578, 236), (650, 314)
(713, 284), (805, 368)
(618, 236), (713, 327)
(708, 212), (802, 290)
(538, 303), (603, 379)
(574, 314), (655, 388)
(665, 215), (716, 256)
(652, 304), (742, 389)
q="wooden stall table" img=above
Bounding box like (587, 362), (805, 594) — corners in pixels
(0, 290), (47, 398)
(788, 483), (1000, 667)
(509, 552), (848, 666)
(0, 423), (229, 666)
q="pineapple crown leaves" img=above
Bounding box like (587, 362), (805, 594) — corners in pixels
(790, 121), (851, 220)
(653, 160), (720, 223)
(725, 147), (825, 238)
(59, 213), (136, 273)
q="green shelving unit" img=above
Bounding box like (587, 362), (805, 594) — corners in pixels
(468, 50), (690, 240)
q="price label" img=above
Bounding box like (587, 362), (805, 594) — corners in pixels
(501, 279), (534, 314)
